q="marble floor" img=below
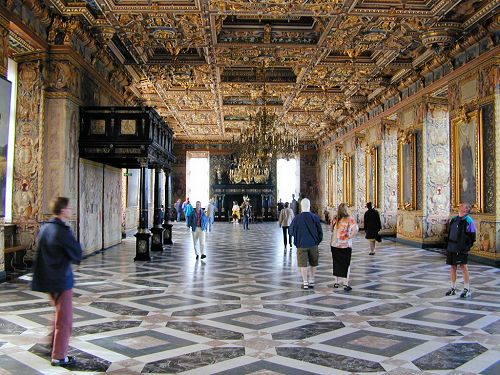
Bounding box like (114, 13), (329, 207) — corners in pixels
(0, 221), (499, 374)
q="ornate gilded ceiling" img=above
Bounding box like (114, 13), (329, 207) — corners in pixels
(26, 1), (500, 141)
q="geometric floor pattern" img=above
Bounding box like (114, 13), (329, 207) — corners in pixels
(0, 221), (499, 374)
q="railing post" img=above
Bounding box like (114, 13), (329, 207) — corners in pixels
(134, 158), (151, 261)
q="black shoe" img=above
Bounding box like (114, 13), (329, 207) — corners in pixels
(301, 283), (309, 290)
(201, 254), (206, 259)
(308, 282), (315, 289)
(445, 288), (456, 296)
(333, 283), (340, 288)
(460, 288), (471, 298)
(196, 255), (199, 260)
(344, 285), (352, 291)
(51, 356), (75, 367)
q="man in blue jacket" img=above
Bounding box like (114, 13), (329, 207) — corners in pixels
(188, 200), (209, 259)
(32, 197), (82, 367)
(289, 198), (323, 289)
(445, 202), (476, 298)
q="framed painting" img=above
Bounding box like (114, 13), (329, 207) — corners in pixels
(398, 132), (416, 210)
(327, 163), (334, 206)
(452, 110), (483, 211)
(365, 146), (379, 207)
(343, 155), (354, 206)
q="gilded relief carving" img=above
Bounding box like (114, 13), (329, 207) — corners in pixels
(13, 62), (42, 228)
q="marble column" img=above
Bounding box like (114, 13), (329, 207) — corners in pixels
(134, 159), (151, 261)
(151, 167), (164, 251)
(162, 168), (173, 245)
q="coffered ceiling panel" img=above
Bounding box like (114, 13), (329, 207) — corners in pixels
(45, 0), (498, 142)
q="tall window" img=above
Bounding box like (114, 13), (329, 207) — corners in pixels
(186, 151), (209, 206)
(5, 59), (17, 222)
(277, 157), (299, 203)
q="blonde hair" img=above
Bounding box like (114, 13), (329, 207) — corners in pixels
(335, 203), (350, 221)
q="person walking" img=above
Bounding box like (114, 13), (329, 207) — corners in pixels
(206, 198), (216, 232)
(364, 202), (382, 255)
(289, 198), (323, 290)
(183, 198), (193, 228)
(330, 203), (359, 291)
(278, 202), (294, 251)
(445, 202), (476, 298)
(277, 199), (284, 216)
(31, 197), (83, 367)
(231, 201), (240, 224)
(242, 200), (252, 230)
(174, 199), (182, 222)
(290, 194), (298, 216)
(188, 200), (208, 260)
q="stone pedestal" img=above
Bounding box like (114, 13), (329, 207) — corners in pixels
(162, 222), (173, 245)
(151, 227), (164, 251)
(134, 231), (151, 261)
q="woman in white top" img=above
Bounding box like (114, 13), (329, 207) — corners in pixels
(330, 203), (359, 291)
(231, 201), (240, 224)
(278, 202), (295, 251)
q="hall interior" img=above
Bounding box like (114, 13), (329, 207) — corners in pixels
(0, 0), (499, 372)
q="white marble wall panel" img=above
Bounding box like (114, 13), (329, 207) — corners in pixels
(423, 104), (450, 243)
(355, 145), (366, 226)
(103, 166), (122, 249)
(79, 159), (103, 255)
(380, 126), (398, 233)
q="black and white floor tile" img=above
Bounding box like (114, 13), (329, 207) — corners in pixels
(0, 221), (499, 374)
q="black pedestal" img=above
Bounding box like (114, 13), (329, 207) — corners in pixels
(162, 223), (173, 245)
(150, 227), (164, 251)
(134, 231), (151, 261)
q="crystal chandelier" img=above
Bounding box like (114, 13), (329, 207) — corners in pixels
(230, 85), (299, 184)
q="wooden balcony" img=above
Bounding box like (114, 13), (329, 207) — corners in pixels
(79, 106), (175, 169)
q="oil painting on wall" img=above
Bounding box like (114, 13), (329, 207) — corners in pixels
(343, 155), (354, 206)
(398, 133), (416, 210)
(452, 111), (482, 211)
(366, 146), (378, 207)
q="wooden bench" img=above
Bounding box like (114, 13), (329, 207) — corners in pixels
(4, 245), (28, 271)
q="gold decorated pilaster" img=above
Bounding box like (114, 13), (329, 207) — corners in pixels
(12, 57), (46, 256)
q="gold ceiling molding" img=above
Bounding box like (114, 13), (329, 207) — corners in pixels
(6, 0), (497, 143)
(215, 46), (316, 67)
(209, 0), (342, 16)
(115, 13), (206, 57)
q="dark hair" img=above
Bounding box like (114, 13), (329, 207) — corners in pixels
(366, 202), (373, 209)
(50, 197), (69, 215)
(284, 202), (289, 208)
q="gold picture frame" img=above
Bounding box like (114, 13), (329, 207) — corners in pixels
(365, 146), (379, 207)
(343, 155), (354, 206)
(452, 110), (483, 212)
(398, 132), (416, 210)
(327, 163), (334, 206)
